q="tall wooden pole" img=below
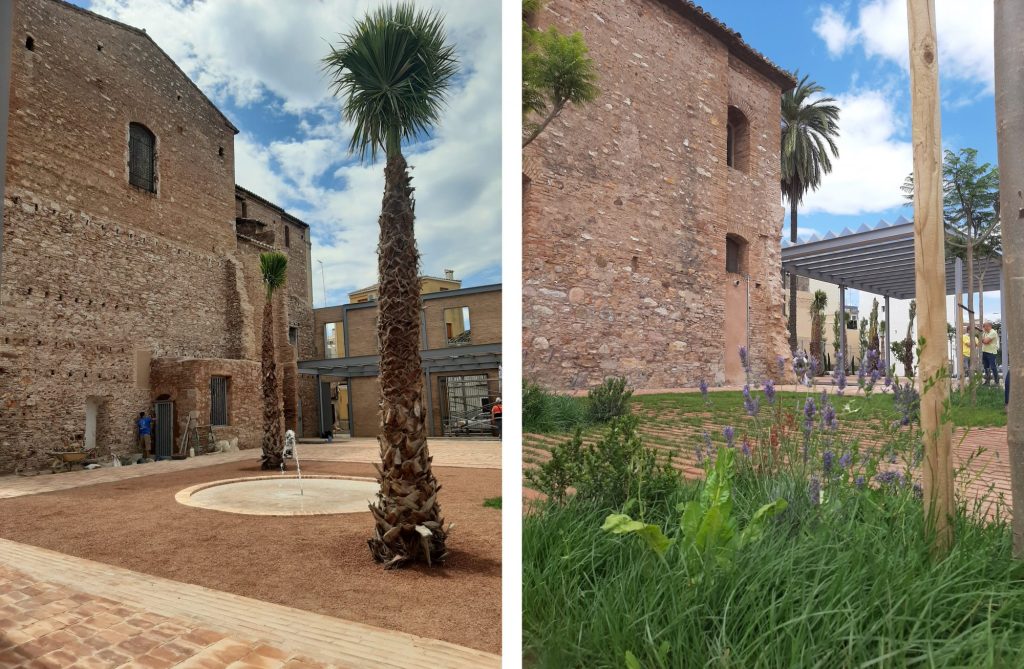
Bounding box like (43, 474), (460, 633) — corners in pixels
(907, 0), (954, 556)
(994, 0), (1024, 557)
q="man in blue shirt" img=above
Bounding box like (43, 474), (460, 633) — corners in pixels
(136, 411), (153, 458)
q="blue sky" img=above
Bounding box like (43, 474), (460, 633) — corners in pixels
(72, 0), (502, 307)
(698, 0), (996, 241)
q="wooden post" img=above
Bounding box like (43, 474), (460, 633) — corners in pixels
(995, 0), (1024, 557)
(907, 0), (954, 556)
(955, 257), (964, 381)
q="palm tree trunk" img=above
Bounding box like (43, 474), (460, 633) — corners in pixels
(788, 192), (799, 354)
(995, 0), (1024, 557)
(260, 297), (284, 470)
(367, 151), (447, 568)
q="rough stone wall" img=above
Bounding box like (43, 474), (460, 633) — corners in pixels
(235, 192), (317, 437)
(0, 0), (248, 472)
(150, 357), (261, 452)
(522, 0), (789, 390)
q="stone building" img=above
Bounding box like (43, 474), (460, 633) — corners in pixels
(0, 0), (316, 472)
(523, 0), (796, 389)
(304, 283), (502, 438)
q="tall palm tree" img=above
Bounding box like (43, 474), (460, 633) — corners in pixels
(323, 3), (457, 568)
(781, 74), (840, 354)
(259, 251), (288, 470)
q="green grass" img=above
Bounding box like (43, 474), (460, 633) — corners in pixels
(948, 386), (1007, 428)
(523, 384), (594, 434)
(524, 471), (1024, 668)
(483, 496), (502, 509)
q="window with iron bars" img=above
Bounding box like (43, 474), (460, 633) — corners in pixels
(128, 123), (156, 193)
(210, 376), (229, 426)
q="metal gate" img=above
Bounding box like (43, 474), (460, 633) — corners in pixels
(154, 401), (173, 458)
(440, 374), (501, 437)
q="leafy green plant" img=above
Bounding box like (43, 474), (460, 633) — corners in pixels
(603, 449), (788, 569)
(526, 416), (678, 508)
(588, 376), (633, 423)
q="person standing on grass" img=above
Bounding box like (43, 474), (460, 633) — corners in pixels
(136, 411), (153, 458)
(981, 322), (1000, 386)
(962, 330), (972, 378)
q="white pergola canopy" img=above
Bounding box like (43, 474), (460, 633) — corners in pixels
(781, 216), (1007, 376)
(781, 216), (1002, 301)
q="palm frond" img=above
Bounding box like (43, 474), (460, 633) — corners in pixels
(260, 251), (289, 300)
(780, 72), (841, 205)
(322, 3), (458, 162)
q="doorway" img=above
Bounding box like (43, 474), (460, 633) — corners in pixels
(154, 400), (174, 458)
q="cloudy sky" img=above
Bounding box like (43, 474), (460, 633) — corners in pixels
(698, 0), (999, 317)
(72, 0), (502, 306)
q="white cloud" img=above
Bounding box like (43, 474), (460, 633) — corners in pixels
(84, 0), (501, 299)
(813, 1), (995, 91)
(813, 6), (857, 57)
(801, 89), (912, 216)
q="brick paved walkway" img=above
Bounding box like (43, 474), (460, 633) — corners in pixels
(0, 540), (499, 668)
(0, 439), (502, 667)
(0, 438), (501, 499)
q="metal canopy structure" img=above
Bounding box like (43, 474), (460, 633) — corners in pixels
(297, 342), (502, 378)
(781, 217), (1002, 301)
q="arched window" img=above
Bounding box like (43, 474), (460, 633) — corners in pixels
(128, 122), (156, 192)
(726, 106), (750, 173)
(726, 233), (748, 274)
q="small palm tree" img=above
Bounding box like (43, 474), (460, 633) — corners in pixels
(259, 251), (288, 470)
(323, 3), (457, 568)
(781, 74), (840, 354)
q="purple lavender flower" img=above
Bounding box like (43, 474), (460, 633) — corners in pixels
(803, 396), (816, 431)
(777, 355), (786, 376)
(832, 353), (847, 395)
(723, 426), (735, 447)
(741, 439), (751, 457)
(838, 453), (852, 469)
(699, 379), (709, 403)
(793, 350), (809, 379)
(823, 451), (834, 476)
(764, 378), (776, 404)
(739, 346), (749, 373)
(809, 476), (821, 505)
(876, 470), (904, 487)
(855, 475), (866, 489)
(821, 402), (837, 431)
(742, 385), (760, 416)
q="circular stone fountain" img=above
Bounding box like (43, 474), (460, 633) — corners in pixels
(175, 475), (378, 516)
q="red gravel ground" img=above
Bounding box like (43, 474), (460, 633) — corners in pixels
(0, 460), (501, 653)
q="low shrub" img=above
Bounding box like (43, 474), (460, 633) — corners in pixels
(524, 415), (679, 509)
(587, 376), (633, 423)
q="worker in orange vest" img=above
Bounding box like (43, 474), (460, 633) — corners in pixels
(490, 397), (502, 438)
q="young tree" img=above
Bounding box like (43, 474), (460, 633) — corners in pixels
(323, 3), (457, 567)
(259, 251), (288, 470)
(522, 0), (598, 148)
(809, 290), (828, 364)
(995, 0), (1024, 557)
(781, 75), (840, 354)
(902, 148), (1000, 391)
